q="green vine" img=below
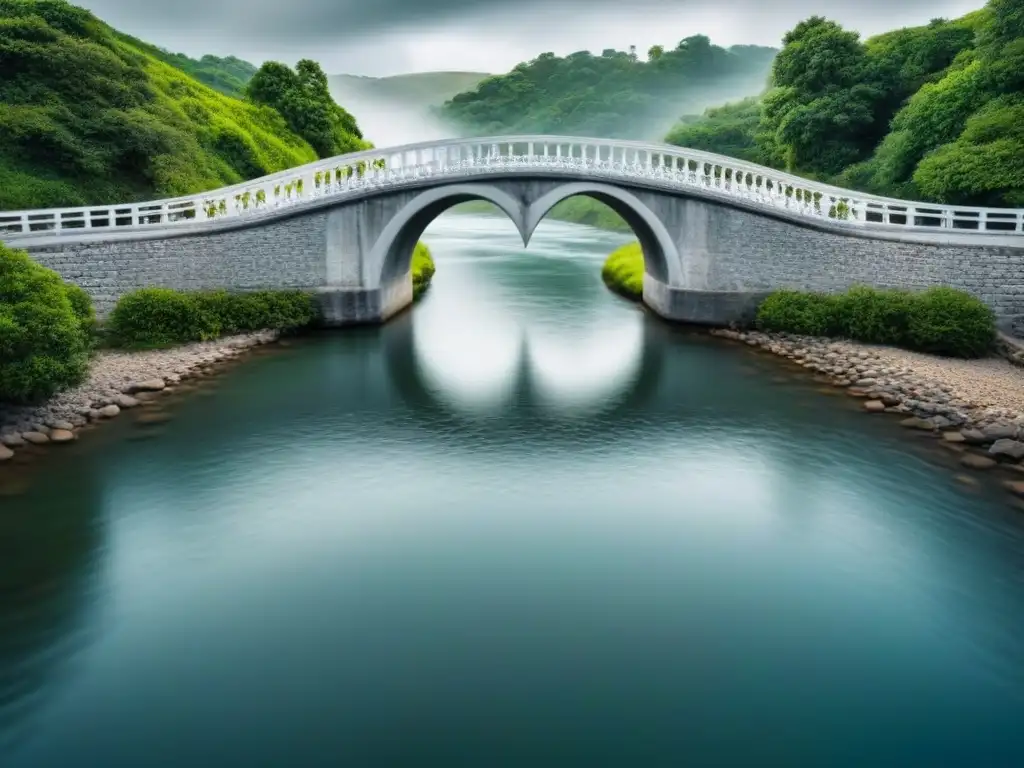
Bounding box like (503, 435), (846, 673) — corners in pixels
(828, 199), (851, 220)
(217, 199), (227, 215)
(314, 171), (323, 187)
(255, 189), (266, 206)
(203, 199), (217, 217)
(295, 179), (304, 194)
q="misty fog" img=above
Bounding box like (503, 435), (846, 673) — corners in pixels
(330, 77), (464, 146)
(330, 66), (772, 147)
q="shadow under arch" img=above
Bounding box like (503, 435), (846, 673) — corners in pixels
(381, 308), (667, 443)
(374, 180), (681, 288)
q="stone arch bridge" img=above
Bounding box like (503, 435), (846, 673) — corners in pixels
(2, 136), (1023, 329)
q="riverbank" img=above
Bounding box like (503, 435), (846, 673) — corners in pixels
(715, 327), (1024, 494)
(0, 241), (437, 464)
(0, 330), (279, 461)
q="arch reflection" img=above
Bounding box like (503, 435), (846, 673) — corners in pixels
(384, 305), (665, 428)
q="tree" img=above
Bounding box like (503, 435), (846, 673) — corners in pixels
(648, 44), (664, 61)
(246, 59), (366, 158)
(756, 17), (886, 174)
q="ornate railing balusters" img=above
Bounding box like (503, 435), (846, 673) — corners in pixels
(2, 135), (1022, 239)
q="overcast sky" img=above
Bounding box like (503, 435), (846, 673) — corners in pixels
(78, 0), (985, 76)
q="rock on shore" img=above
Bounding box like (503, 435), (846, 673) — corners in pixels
(0, 330), (279, 458)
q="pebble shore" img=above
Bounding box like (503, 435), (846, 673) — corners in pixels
(0, 330), (279, 462)
(711, 328), (1024, 501)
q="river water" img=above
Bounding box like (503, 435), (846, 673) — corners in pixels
(2, 213), (1024, 765)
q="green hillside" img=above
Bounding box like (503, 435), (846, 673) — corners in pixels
(439, 38), (777, 140)
(112, 35), (258, 97)
(0, 0), (367, 211)
(329, 71), (490, 111)
(666, 2), (1024, 207)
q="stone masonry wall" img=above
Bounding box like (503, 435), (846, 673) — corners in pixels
(695, 201), (1024, 323)
(13, 181), (1024, 327)
(25, 211), (329, 315)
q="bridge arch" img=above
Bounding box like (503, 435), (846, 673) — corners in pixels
(523, 182), (681, 285)
(372, 180), (680, 288)
(372, 183), (529, 286)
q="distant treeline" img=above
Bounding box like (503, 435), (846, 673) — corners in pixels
(439, 37), (777, 140)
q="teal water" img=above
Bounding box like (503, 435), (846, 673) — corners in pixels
(2, 214), (1024, 766)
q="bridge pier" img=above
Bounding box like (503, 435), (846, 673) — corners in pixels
(316, 272), (414, 326)
(642, 275), (771, 327)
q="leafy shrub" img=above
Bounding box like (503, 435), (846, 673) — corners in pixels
(906, 286), (995, 357)
(107, 288), (220, 348)
(755, 289), (840, 336)
(235, 290), (318, 330)
(832, 285), (914, 345)
(0, 244), (91, 403)
(109, 287), (318, 348)
(64, 282), (97, 340)
(601, 242), (644, 299)
(412, 242), (435, 300)
(756, 285), (995, 357)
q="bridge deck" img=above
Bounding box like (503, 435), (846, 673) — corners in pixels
(1, 136), (1021, 244)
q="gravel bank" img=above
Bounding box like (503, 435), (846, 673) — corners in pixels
(0, 330), (279, 460)
(712, 328), (1024, 500)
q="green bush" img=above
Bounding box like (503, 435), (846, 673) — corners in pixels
(832, 285), (914, 345)
(64, 282), (97, 340)
(107, 288), (220, 348)
(754, 289), (840, 336)
(0, 244), (91, 403)
(412, 242), (435, 300)
(755, 285), (995, 357)
(906, 285), (995, 357)
(601, 242), (644, 299)
(109, 287), (318, 348)
(236, 290), (318, 330)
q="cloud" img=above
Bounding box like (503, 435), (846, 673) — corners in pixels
(74, 0), (986, 75)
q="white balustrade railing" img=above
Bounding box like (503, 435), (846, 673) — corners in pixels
(1, 135), (1022, 239)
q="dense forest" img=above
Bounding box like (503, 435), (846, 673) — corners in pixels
(0, 0), (368, 210)
(440, 37), (778, 140)
(667, 0), (1024, 207)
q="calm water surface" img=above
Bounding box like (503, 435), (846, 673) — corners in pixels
(2, 214), (1024, 766)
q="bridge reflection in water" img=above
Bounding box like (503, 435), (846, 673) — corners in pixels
(386, 292), (659, 423)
